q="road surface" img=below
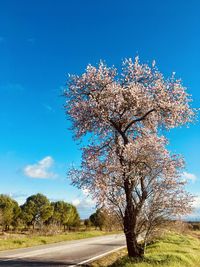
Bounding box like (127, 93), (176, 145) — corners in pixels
(0, 234), (126, 266)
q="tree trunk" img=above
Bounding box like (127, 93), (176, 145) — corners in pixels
(124, 180), (144, 258)
(124, 216), (144, 258)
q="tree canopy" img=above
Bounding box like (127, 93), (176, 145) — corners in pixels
(50, 201), (80, 229)
(0, 194), (20, 230)
(21, 193), (54, 228)
(65, 57), (196, 257)
(89, 209), (106, 230)
(0, 193), (81, 232)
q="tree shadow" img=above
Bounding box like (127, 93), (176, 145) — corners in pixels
(0, 259), (75, 266)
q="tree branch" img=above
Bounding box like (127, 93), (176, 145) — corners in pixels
(124, 109), (155, 133)
(110, 119), (129, 145)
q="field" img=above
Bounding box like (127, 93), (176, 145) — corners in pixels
(0, 230), (120, 251)
(91, 231), (200, 267)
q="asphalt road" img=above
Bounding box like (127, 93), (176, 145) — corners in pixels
(0, 234), (126, 266)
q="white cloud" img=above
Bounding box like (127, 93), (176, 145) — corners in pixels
(72, 197), (96, 219)
(82, 188), (90, 196)
(182, 172), (197, 183)
(24, 156), (56, 179)
(185, 196), (200, 221)
(71, 187), (96, 218)
(72, 197), (95, 209)
(193, 196), (200, 209)
(72, 198), (95, 208)
(72, 198), (81, 206)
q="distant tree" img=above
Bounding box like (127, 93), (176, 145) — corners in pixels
(84, 218), (92, 229)
(50, 201), (80, 230)
(12, 201), (21, 229)
(102, 209), (123, 231)
(89, 213), (97, 229)
(50, 201), (68, 228)
(0, 210), (2, 230)
(21, 193), (53, 229)
(64, 204), (80, 230)
(90, 209), (106, 230)
(0, 194), (21, 231)
(65, 58), (195, 257)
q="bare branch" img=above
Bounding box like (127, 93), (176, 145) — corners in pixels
(124, 109), (155, 133)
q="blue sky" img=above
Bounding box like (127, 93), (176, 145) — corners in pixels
(0, 0), (200, 219)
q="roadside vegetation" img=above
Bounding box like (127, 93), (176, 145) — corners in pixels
(0, 230), (121, 251)
(90, 222), (200, 267)
(0, 193), (80, 231)
(0, 193), (121, 232)
(0, 193), (122, 251)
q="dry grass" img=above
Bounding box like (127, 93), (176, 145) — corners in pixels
(90, 231), (200, 267)
(0, 230), (121, 251)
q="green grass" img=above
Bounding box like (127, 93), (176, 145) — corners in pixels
(91, 232), (200, 267)
(0, 230), (120, 251)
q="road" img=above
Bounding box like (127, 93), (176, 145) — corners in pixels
(0, 234), (126, 266)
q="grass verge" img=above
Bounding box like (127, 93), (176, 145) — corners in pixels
(0, 230), (121, 251)
(90, 232), (200, 267)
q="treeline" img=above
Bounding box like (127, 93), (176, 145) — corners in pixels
(0, 193), (80, 231)
(84, 209), (122, 231)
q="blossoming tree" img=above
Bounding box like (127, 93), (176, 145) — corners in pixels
(64, 57), (195, 257)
